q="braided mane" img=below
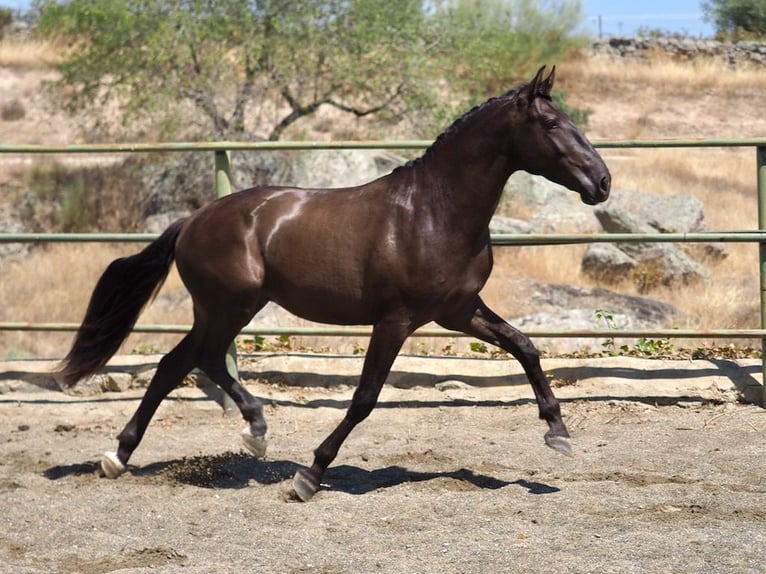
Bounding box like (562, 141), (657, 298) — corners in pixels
(397, 86), (523, 172)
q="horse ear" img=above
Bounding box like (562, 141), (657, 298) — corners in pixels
(540, 65), (556, 97)
(521, 66), (547, 105)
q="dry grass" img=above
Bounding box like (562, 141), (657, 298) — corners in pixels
(0, 244), (190, 359)
(563, 54), (766, 97)
(0, 37), (62, 68)
(2, 51), (766, 359)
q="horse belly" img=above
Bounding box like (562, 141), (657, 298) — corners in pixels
(262, 244), (378, 325)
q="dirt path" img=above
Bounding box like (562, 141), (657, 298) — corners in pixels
(1, 357), (765, 574)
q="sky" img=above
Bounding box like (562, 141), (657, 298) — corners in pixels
(581, 0), (715, 38)
(2, 0), (717, 39)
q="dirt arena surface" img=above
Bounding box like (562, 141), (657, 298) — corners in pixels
(1, 355), (765, 574)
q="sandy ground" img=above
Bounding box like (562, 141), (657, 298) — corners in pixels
(1, 355), (765, 574)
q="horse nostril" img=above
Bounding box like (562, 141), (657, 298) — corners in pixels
(599, 175), (611, 194)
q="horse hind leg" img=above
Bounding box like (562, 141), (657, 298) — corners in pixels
(199, 353), (269, 459)
(194, 311), (270, 458)
(103, 333), (199, 478)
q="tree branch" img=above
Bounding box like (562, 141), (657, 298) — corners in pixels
(178, 87), (229, 136)
(326, 83), (405, 117)
(269, 87), (327, 140)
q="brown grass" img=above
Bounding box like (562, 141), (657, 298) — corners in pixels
(0, 37), (62, 68)
(2, 50), (765, 359)
(563, 54), (766, 98)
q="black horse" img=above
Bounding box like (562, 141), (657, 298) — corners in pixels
(60, 66), (610, 501)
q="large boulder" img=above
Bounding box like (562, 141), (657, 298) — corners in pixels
(582, 203), (709, 292)
(288, 149), (403, 188)
(502, 171), (601, 232)
(141, 148), (405, 221)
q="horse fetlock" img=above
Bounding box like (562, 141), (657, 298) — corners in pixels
(240, 426), (268, 458)
(101, 451), (127, 478)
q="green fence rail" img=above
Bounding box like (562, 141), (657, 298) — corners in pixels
(2, 138), (766, 405)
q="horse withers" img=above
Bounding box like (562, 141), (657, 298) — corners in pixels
(59, 66), (610, 501)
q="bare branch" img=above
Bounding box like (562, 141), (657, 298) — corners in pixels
(326, 83), (406, 118)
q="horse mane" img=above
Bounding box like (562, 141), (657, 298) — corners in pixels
(395, 84), (525, 172)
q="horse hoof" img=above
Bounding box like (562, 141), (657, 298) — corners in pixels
(240, 426), (268, 458)
(101, 451), (126, 478)
(291, 469), (319, 502)
(545, 434), (573, 457)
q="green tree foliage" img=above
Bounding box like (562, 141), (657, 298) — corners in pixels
(702, 0), (766, 39)
(35, 0), (586, 141)
(37, 0), (438, 140)
(430, 0), (587, 100)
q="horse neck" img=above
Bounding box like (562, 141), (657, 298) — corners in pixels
(411, 123), (515, 234)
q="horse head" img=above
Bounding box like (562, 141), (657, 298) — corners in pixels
(510, 66), (610, 206)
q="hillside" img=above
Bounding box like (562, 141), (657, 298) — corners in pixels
(3, 56), (766, 144)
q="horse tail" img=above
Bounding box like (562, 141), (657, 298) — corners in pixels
(58, 218), (188, 387)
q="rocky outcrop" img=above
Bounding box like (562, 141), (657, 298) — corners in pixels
(140, 148), (404, 230)
(583, 202), (709, 292)
(497, 172), (723, 293)
(506, 278), (678, 354)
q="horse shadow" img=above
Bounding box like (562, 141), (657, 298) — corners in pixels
(43, 455), (559, 496)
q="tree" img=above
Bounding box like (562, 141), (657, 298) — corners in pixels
(34, 0), (586, 141)
(35, 0), (439, 140)
(702, 0), (766, 38)
(430, 0), (587, 100)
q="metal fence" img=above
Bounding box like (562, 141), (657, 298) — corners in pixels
(1, 138), (766, 404)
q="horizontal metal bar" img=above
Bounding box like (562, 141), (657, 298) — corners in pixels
(3, 231), (766, 245)
(0, 141), (432, 154)
(490, 231), (766, 245)
(0, 233), (158, 243)
(594, 137), (766, 149)
(1, 138), (766, 155)
(2, 322), (765, 339)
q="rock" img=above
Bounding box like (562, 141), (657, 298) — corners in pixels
(288, 149), (404, 188)
(507, 278), (678, 354)
(435, 380), (472, 391)
(0, 202), (29, 259)
(503, 171), (601, 232)
(590, 37), (766, 68)
(143, 210), (190, 233)
(581, 243), (636, 283)
(101, 372), (133, 393)
(140, 148), (404, 219)
(489, 216), (532, 235)
(584, 203), (709, 291)
(609, 190), (704, 233)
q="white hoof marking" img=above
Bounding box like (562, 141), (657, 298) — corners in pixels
(545, 435), (574, 457)
(241, 426), (268, 458)
(101, 451), (126, 478)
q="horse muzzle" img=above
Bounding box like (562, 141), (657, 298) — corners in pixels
(580, 172), (611, 205)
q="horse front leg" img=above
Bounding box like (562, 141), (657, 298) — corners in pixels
(292, 319), (411, 502)
(439, 297), (571, 456)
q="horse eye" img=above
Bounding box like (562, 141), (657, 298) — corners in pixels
(544, 119), (559, 131)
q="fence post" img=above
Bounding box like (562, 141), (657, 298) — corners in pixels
(758, 146), (766, 407)
(214, 149), (238, 416)
(215, 149), (232, 197)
